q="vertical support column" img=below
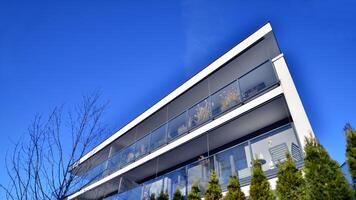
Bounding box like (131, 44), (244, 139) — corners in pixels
(272, 54), (315, 148)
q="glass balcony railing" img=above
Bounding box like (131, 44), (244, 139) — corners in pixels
(76, 60), (280, 190)
(105, 124), (303, 200)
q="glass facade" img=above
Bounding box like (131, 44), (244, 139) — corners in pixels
(79, 60), (279, 188)
(105, 124), (302, 200)
(187, 157), (213, 194)
(188, 98), (212, 129)
(239, 61), (277, 100)
(211, 82), (241, 117)
(214, 142), (250, 190)
(167, 111), (188, 141)
(150, 124), (168, 151)
(135, 135), (150, 159)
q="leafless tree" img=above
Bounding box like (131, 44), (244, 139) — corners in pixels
(0, 93), (109, 200)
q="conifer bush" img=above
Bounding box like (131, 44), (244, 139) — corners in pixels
(204, 171), (222, 200)
(249, 160), (274, 200)
(276, 153), (305, 200)
(345, 123), (356, 192)
(157, 190), (169, 200)
(173, 187), (184, 200)
(304, 137), (353, 200)
(187, 181), (201, 200)
(149, 193), (156, 200)
(223, 175), (246, 200)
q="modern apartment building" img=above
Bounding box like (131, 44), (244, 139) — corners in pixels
(68, 23), (314, 200)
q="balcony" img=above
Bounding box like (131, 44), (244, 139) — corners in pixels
(74, 60), (280, 191)
(103, 123), (303, 200)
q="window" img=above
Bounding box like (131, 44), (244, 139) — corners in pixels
(164, 168), (187, 199)
(239, 61), (277, 100)
(121, 144), (136, 166)
(214, 142), (250, 189)
(188, 98), (211, 129)
(150, 124), (168, 151)
(250, 125), (302, 173)
(135, 135), (150, 159)
(167, 111), (188, 141)
(142, 179), (164, 199)
(211, 82), (241, 117)
(187, 157), (213, 195)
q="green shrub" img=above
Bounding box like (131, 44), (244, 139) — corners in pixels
(276, 153), (305, 200)
(172, 187), (184, 200)
(157, 190), (169, 200)
(304, 137), (353, 200)
(187, 181), (201, 200)
(249, 160), (274, 200)
(223, 175), (246, 200)
(204, 171), (222, 200)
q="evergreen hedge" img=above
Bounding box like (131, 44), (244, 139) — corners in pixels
(304, 137), (353, 200)
(276, 153), (305, 200)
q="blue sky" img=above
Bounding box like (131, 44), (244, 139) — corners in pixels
(0, 0), (355, 187)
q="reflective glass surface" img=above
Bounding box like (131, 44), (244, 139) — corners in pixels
(167, 111), (188, 141)
(188, 98), (211, 129)
(211, 82), (241, 117)
(150, 124), (168, 151)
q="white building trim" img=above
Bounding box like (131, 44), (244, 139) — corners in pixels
(273, 54), (314, 147)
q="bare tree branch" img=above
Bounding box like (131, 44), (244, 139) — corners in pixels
(0, 92), (109, 200)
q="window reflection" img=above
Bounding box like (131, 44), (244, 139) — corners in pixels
(250, 126), (302, 172)
(239, 61), (277, 100)
(164, 168), (187, 199)
(135, 135), (150, 159)
(211, 82), (241, 117)
(187, 157), (213, 195)
(168, 111), (188, 141)
(188, 98), (211, 129)
(150, 124), (168, 151)
(142, 179), (164, 199)
(121, 145), (136, 166)
(214, 142), (250, 189)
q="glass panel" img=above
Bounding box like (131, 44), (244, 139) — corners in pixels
(188, 98), (211, 129)
(135, 134), (150, 159)
(121, 144), (136, 167)
(142, 178), (164, 199)
(167, 111), (188, 141)
(106, 151), (122, 175)
(83, 162), (105, 182)
(250, 125), (302, 173)
(187, 157), (213, 195)
(164, 168), (187, 199)
(211, 81), (241, 117)
(150, 124), (168, 151)
(239, 61), (277, 100)
(214, 142), (250, 190)
(116, 186), (142, 200)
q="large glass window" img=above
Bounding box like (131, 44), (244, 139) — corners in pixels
(239, 61), (277, 100)
(167, 111), (188, 142)
(164, 168), (187, 199)
(106, 151), (123, 175)
(150, 124), (168, 151)
(211, 82), (241, 117)
(142, 178), (164, 199)
(135, 134), (150, 159)
(250, 125), (302, 173)
(188, 98), (211, 129)
(214, 142), (250, 190)
(121, 144), (136, 167)
(116, 186), (142, 200)
(187, 157), (213, 195)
